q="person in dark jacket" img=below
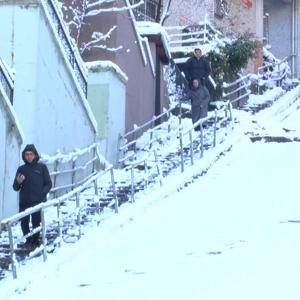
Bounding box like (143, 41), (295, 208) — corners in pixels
(183, 78), (210, 130)
(13, 144), (52, 246)
(184, 48), (212, 89)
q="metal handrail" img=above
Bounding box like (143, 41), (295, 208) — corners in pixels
(178, 101), (233, 172)
(1, 165), (117, 279)
(257, 56), (288, 74)
(43, 0), (87, 97)
(41, 143), (101, 198)
(123, 105), (178, 139)
(222, 75), (251, 105)
(118, 105), (180, 165)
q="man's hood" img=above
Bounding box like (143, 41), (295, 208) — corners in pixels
(22, 144), (40, 163)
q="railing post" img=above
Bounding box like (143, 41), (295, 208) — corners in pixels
(228, 102), (234, 129)
(110, 168), (118, 213)
(167, 109), (171, 134)
(71, 158), (76, 190)
(133, 124), (138, 159)
(149, 116), (156, 149)
(189, 129), (194, 165)
(149, 129), (154, 150)
(130, 166), (135, 203)
(179, 128), (184, 172)
(53, 158), (59, 198)
(94, 179), (98, 196)
(56, 201), (62, 247)
(116, 133), (123, 166)
(213, 109), (218, 147)
(154, 150), (163, 186)
(144, 160), (149, 188)
(200, 124), (204, 158)
(93, 178), (100, 221)
(7, 222), (17, 279)
(41, 208), (47, 262)
(179, 101), (182, 125)
(92, 144), (97, 173)
(76, 192), (81, 238)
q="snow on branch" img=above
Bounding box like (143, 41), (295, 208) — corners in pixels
(58, 0), (143, 55)
(86, 0), (121, 10)
(86, 0), (144, 17)
(80, 26), (123, 53)
(160, 0), (172, 25)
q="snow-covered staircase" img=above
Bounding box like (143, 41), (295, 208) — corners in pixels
(2, 81), (300, 281)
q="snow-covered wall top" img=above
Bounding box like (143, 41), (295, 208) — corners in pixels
(86, 60), (128, 84)
(136, 21), (171, 60)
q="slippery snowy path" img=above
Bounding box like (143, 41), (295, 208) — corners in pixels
(2, 129), (300, 299)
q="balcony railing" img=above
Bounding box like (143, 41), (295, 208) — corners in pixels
(43, 0), (87, 97)
(165, 21), (224, 56)
(0, 59), (14, 104)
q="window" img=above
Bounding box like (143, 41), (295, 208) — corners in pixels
(130, 0), (159, 22)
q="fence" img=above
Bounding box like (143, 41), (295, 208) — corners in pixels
(0, 59), (14, 104)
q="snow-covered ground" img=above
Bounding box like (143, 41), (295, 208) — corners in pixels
(1, 88), (300, 299)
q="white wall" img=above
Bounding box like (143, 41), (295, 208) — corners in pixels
(0, 88), (22, 220)
(0, 1), (97, 156)
(264, 1), (293, 62)
(0, 1), (99, 217)
(87, 64), (126, 164)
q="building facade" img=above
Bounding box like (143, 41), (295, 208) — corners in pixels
(60, 0), (170, 134)
(264, 0), (299, 78)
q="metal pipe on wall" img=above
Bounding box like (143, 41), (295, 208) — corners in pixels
(295, 0), (298, 78)
(292, 0), (295, 77)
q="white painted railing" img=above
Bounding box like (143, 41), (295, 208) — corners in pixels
(117, 104), (182, 165)
(164, 21), (224, 54)
(121, 101), (234, 199)
(42, 143), (103, 198)
(257, 57), (289, 89)
(222, 74), (252, 107)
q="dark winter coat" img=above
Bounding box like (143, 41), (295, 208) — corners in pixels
(184, 86), (210, 124)
(184, 56), (211, 85)
(13, 144), (52, 206)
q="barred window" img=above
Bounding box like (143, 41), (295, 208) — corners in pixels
(130, 0), (159, 22)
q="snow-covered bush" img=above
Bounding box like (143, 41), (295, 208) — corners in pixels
(207, 32), (257, 100)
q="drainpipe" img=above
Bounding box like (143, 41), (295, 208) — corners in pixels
(292, 0), (297, 78)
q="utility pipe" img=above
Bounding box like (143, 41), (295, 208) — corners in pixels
(291, 0), (298, 78)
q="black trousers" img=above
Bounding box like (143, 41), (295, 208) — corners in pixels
(19, 202), (41, 243)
